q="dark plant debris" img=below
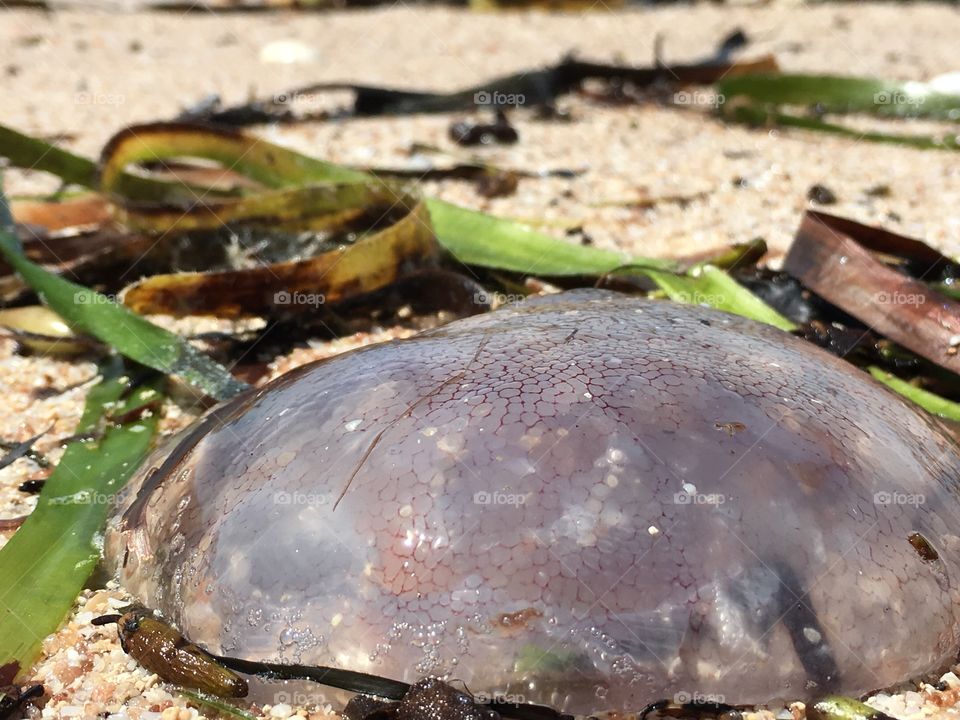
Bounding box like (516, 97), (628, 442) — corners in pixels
(368, 144), (581, 182)
(177, 51), (778, 126)
(0, 681), (43, 720)
(638, 698), (746, 720)
(476, 170), (520, 198)
(907, 531), (939, 563)
(0, 428), (51, 472)
(16, 479), (45, 494)
(93, 608), (248, 698)
(784, 211), (960, 376)
(807, 184), (837, 205)
(449, 111), (519, 147)
(100, 607), (578, 720)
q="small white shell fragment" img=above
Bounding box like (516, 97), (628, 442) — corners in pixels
(259, 39), (316, 64)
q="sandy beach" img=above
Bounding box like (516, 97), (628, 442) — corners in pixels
(2, 2), (960, 718)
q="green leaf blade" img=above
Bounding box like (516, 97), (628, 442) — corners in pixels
(868, 367), (960, 422)
(719, 73), (960, 119)
(645, 265), (797, 332)
(0, 366), (162, 675)
(0, 204), (247, 401)
(426, 199), (668, 275)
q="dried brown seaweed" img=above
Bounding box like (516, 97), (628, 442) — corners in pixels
(181, 54), (778, 125)
(783, 211), (960, 375)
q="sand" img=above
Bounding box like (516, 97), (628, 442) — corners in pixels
(2, 1), (960, 718)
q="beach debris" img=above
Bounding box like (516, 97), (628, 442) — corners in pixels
(718, 73), (960, 150)
(2, 122), (960, 419)
(806, 696), (896, 720)
(0, 306), (95, 355)
(449, 111), (519, 146)
(807, 184), (837, 205)
(783, 210), (960, 375)
(93, 607), (249, 698)
(476, 169), (520, 198)
(179, 52), (778, 125)
(16, 479), (46, 494)
(0, 426), (51, 472)
(0, 680), (43, 720)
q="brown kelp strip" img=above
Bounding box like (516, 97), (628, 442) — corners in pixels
(181, 54), (779, 124)
(784, 211), (960, 376)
